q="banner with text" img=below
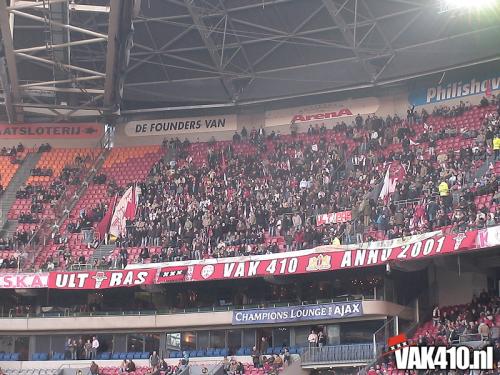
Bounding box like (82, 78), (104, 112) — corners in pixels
(409, 73), (500, 106)
(316, 211), (352, 226)
(124, 115), (237, 137)
(2, 227), (498, 290)
(232, 301), (363, 325)
(47, 269), (157, 290)
(184, 230), (477, 282)
(0, 123), (103, 139)
(264, 97), (379, 128)
(0, 273), (48, 288)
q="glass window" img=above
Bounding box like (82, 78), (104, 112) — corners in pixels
(127, 334), (144, 352)
(210, 330), (225, 349)
(272, 328), (290, 349)
(166, 333), (181, 351)
(98, 334), (114, 353)
(50, 336), (66, 353)
(294, 326), (311, 348)
(196, 331), (209, 350)
(340, 320), (384, 344)
(35, 335), (50, 353)
(14, 337), (29, 361)
(181, 332), (196, 351)
(145, 334), (160, 353)
(326, 325), (340, 346)
(242, 329), (256, 349)
(0, 336), (15, 352)
(113, 334), (127, 353)
(227, 330), (241, 354)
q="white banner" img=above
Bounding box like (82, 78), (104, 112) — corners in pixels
(109, 186), (141, 237)
(476, 226), (500, 248)
(124, 115), (237, 137)
(265, 97), (379, 127)
(0, 273), (48, 288)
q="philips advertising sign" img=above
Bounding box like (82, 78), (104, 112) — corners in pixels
(409, 74), (500, 106)
(232, 301), (363, 325)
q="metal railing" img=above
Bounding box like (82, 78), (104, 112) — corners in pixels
(23, 135), (109, 270)
(4, 296), (372, 319)
(301, 344), (377, 365)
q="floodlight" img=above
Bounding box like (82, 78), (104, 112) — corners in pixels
(440, 0), (496, 11)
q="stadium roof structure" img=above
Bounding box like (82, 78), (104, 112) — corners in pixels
(0, 0), (499, 122)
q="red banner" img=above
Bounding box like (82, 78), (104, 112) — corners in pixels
(316, 210), (352, 226)
(0, 123), (103, 139)
(47, 269), (156, 290)
(185, 231), (477, 282)
(2, 228), (495, 290)
(156, 266), (189, 283)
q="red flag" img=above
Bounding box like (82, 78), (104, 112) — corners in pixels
(96, 195), (117, 240)
(124, 184), (137, 220)
(485, 80), (492, 97)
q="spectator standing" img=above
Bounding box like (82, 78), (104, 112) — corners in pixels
(251, 346), (260, 368)
(308, 330), (318, 348)
(90, 361), (99, 375)
(149, 350), (160, 368)
(91, 336), (99, 359)
(84, 339), (92, 360)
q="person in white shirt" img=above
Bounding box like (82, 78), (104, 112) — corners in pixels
(308, 330), (318, 348)
(91, 336), (99, 359)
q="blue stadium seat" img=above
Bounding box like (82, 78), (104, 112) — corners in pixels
(119, 352), (127, 360)
(266, 347), (274, 355)
(206, 348), (215, 356)
(212, 349), (220, 356)
(244, 347), (251, 355)
(111, 353), (120, 360)
(235, 348), (245, 356)
(126, 352), (134, 360)
(169, 352), (178, 358)
(0, 353), (5, 360)
(196, 350), (205, 357)
(140, 352), (149, 359)
(188, 350), (197, 357)
(32, 353), (40, 361)
(100, 352), (111, 360)
(40, 353), (49, 361)
(220, 348), (228, 357)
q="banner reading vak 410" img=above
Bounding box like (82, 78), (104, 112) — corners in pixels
(125, 115), (237, 137)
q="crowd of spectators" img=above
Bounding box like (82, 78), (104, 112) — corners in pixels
(370, 289), (500, 375)
(106, 100), (499, 266)
(3, 99), (498, 272)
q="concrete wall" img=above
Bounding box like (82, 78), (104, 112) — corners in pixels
(0, 357), (247, 371)
(435, 268), (487, 306)
(0, 301), (412, 334)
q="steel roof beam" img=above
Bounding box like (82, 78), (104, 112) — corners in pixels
(103, 0), (124, 108)
(0, 0), (22, 122)
(10, 10), (108, 39)
(321, 0), (376, 80)
(183, 0), (237, 100)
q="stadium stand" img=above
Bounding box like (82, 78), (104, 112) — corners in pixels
(25, 103), (498, 270)
(1, 102), (499, 272)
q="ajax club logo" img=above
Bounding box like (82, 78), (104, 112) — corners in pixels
(306, 254), (331, 271)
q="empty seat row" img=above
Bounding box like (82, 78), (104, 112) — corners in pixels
(110, 351), (150, 360)
(0, 352), (21, 361)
